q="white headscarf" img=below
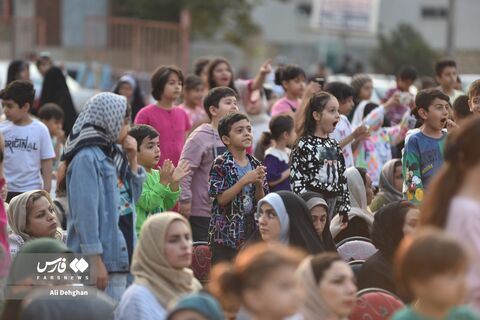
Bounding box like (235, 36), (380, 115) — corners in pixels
(257, 193), (290, 245)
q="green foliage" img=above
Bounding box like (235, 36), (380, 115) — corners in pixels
(372, 24), (440, 76)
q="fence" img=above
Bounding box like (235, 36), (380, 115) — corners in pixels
(0, 16), (46, 59)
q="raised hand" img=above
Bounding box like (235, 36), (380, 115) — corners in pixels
(172, 159), (191, 182)
(159, 159), (174, 185)
(259, 58), (273, 75)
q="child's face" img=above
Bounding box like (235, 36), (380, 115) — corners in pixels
(184, 85), (204, 107)
(403, 208), (419, 236)
(437, 66), (458, 90)
(468, 95), (480, 116)
(117, 117), (131, 144)
(313, 97), (340, 135)
(137, 136), (160, 169)
(164, 220), (192, 270)
(359, 81), (373, 101)
(212, 62), (233, 87)
(257, 202), (281, 242)
(25, 196), (58, 238)
(2, 99), (29, 124)
(283, 76), (306, 98)
(222, 119), (253, 150)
(169, 310), (207, 320)
(420, 98), (450, 131)
(397, 78), (414, 92)
(210, 96), (239, 120)
(118, 82), (134, 99)
(317, 261), (357, 318)
(310, 205), (327, 236)
(43, 118), (63, 137)
(162, 73), (183, 101)
(338, 96), (354, 115)
(244, 265), (303, 319)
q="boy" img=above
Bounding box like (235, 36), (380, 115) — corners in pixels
(435, 58), (464, 104)
(208, 112), (268, 263)
(129, 124), (191, 235)
(0, 80), (55, 202)
(402, 89), (449, 205)
(38, 103), (64, 176)
(179, 86), (239, 242)
(468, 79), (480, 117)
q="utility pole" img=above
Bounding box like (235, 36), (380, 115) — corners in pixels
(446, 0), (455, 56)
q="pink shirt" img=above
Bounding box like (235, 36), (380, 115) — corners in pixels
(271, 97), (300, 116)
(446, 196), (480, 312)
(134, 104), (192, 167)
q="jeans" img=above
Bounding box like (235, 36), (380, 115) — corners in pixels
(105, 272), (128, 303)
(189, 216), (210, 242)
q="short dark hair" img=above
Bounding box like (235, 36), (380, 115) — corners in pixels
(397, 65), (418, 81)
(414, 88), (450, 116)
(324, 82), (354, 103)
(0, 80), (35, 109)
(218, 112), (249, 142)
(184, 74), (203, 91)
(203, 87), (238, 120)
(452, 95), (471, 121)
(274, 64), (306, 87)
(193, 58), (210, 77)
(128, 124), (159, 151)
(468, 79), (480, 98)
(151, 65), (184, 100)
(38, 103), (64, 121)
(435, 58), (457, 77)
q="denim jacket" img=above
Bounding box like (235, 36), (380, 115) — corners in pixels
(66, 146), (146, 272)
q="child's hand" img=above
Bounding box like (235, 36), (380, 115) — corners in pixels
(304, 81), (322, 99)
(172, 159), (191, 183)
(123, 135), (138, 165)
(160, 160), (174, 185)
(353, 125), (370, 141)
(259, 58), (272, 75)
(242, 166), (265, 185)
(56, 128), (66, 143)
(384, 92), (400, 109)
(446, 119), (457, 130)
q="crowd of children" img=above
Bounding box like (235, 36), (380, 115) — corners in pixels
(0, 55), (479, 320)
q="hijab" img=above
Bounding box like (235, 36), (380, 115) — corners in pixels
(112, 74), (145, 120)
(39, 66), (77, 136)
(257, 192), (290, 245)
(377, 159), (402, 203)
(167, 292), (224, 320)
(7, 190), (63, 242)
(61, 92), (129, 179)
(299, 192), (336, 252)
(132, 212), (201, 307)
(6, 60), (29, 85)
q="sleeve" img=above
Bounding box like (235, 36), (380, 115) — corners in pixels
(290, 143), (309, 194)
(264, 154), (282, 183)
(363, 105), (385, 129)
(402, 136), (424, 205)
(136, 172), (180, 212)
(179, 134), (205, 202)
(39, 124), (55, 160)
(67, 153), (102, 254)
(386, 110), (410, 144)
(128, 166), (146, 203)
(134, 107), (149, 125)
(208, 157), (229, 198)
(335, 145), (351, 219)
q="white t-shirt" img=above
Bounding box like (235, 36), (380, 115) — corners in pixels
(0, 119), (55, 192)
(330, 115), (354, 168)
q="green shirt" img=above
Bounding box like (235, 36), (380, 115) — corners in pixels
(135, 169), (180, 236)
(392, 306), (479, 320)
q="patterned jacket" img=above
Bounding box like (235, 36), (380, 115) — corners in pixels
(208, 151), (269, 250)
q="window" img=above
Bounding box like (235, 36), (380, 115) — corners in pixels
(421, 6), (448, 19)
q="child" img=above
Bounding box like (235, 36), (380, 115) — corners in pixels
(112, 74), (146, 121)
(62, 92), (146, 301)
(349, 74), (373, 121)
(178, 86), (239, 242)
(452, 95), (472, 125)
(178, 74), (208, 128)
(271, 64), (306, 116)
(37, 103), (65, 176)
(435, 58), (464, 103)
(134, 65), (192, 167)
(208, 112), (268, 263)
(402, 89), (449, 205)
(290, 92), (350, 222)
(393, 228), (478, 320)
(260, 115), (296, 192)
(468, 79), (480, 117)
(0, 80), (55, 202)
(325, 81), (369, 168)
(128, 124), (191, 235)
(209, 243), (305, 320)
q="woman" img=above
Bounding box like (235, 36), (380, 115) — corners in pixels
(115, 212), (201, 320)
(330, 167), (374, 243)
(369, 159), (403, 212)
(296, 252), (357, 320)
(112, 74), (145, 121)
(7, 190), (65, 257)
(6, 60), (30, 86)
(254, 191), (325, 254)
(357, 201), (418, 298)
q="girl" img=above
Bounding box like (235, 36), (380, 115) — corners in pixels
(393, 228), (478, 320)
(135, 65), (191, 167)
(208, 243), (305, 320)
(178, 74), (208, 128)
(113, 74), (146, 121)
(261, 115), (296, 192)
(349, 74), (373, 121)
(271, 64), (306, 116)
(330, 167), (374, 243)
(369, 159), (403, 212)
(254, 191), (325, 254)
(290, 92), (351, 223)
(421, 117), (480, 312)
(7, 190), (65, 257)
(6, 60), (30, 85)
(357, 201), (418, 297)
(296, 252), (357, 320)
(115, 212), (201, 320)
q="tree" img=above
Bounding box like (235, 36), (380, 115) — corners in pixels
(371, 23), (439, 76)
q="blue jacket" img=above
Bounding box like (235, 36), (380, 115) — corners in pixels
(66, 146), (146, 272)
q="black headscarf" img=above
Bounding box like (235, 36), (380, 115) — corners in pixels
(39, 66), (77, 136)
(6, 60), (29, 86)
(299, 191), (336, 252)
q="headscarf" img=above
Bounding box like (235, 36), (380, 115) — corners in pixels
(7, 190), (63, 242)
(132, 212), (202, 307)
(330, 168), (374, 238)
(377, 159), (402, 203)
(112, 74), (145, 120)
(257, 193), (290, 245)
(167, 292), (224, 320)
(299, 192), (336, 252)
(6, 60), (29, 85)
(61, 92), (129, 179)
(39, 66), (77, 136)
